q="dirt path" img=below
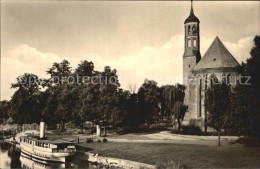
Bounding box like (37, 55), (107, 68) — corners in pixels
(79, 131), (241, 147)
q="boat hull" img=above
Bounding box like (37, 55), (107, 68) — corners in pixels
(20, 142), (75, 163)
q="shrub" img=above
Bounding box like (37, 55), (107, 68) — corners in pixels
(181, 125), (202, 135)
(86, 138), (93, 143)
(171, 125), (202, 135)
(189, 119), (198, 126)
(97, 139), (102, 143)
(103, 138), (108, 142)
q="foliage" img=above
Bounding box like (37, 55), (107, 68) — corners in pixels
(6, 35), (258, 137)
(161, 84), (187, 130)
(0, 100), (10, 123)
(180, 125), (202, 135)
(224, 35), (260, 137)
(9, 74), (42, 125)
(205, 84), (230, 132)
(137, 79), (160, 124)
(46, 59), (72, 87)
(11, 73), (40, 95)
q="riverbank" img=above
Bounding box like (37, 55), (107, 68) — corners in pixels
(4, 126), (260, 168)
(77, 142), (260, 168)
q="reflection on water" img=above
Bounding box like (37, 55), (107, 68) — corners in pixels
(0, 142), (107, 169)
(0, 141), (21, 169)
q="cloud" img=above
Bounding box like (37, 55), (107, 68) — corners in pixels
(1, 35), (254, 100)
(2, 44), (60, 100)
(85, 35), (254, 91)
(224, 36), (254, 64)
(85, 35), (184, 90)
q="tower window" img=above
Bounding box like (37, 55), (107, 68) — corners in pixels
(188, 40), (191, 47)
(193, 40), (196, 47)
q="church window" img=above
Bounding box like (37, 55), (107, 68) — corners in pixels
(188, 25), (191, 35)
(192, 25), (197, 35)
(188, 39), (191, 47)
(193, 40), (196, 47)
(227, 74), (234, 85)
(210, 75), (219, 86)
(189, 64), (190, 68)
(198, 78), (202, 117)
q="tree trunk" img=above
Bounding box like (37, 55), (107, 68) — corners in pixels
(172, 115), (176, 130)
(218, 131), (221, 147)
(177, 119), (181, 131)
(81, 122), (84, 134)
(60, 122), (64, 135)
(204, 119), (207, 133)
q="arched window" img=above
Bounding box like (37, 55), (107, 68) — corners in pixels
(210, 74), (219, 86)
(227, 74), (234, 85)
(198, 77), (202, 117)
(193, 39), (196, 47)
(188, 39), (191, 47)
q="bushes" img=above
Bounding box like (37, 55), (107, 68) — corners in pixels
(86, 138), (93, 143)
(171, 125), (202, 135)
(181, 125), (202, 135)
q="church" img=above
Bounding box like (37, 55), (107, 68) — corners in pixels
(182, 1), (240, 131)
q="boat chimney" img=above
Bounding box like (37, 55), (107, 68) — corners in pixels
(40, 121), (45, 138)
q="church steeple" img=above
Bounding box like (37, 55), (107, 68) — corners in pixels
(184, 0), (200, 24)
(183, 0), (201, 59)
(183, 0), (201, 84)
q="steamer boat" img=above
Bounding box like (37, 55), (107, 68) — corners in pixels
(20, 122), (76, 162)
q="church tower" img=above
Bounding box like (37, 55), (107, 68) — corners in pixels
(183, 0), (201, 120)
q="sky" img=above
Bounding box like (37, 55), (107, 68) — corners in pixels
(1, 1), (259, 100)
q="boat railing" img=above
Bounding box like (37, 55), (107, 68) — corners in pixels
(52, 148), (75, 153)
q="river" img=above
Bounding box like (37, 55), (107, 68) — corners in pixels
(0, 142), (98, 169)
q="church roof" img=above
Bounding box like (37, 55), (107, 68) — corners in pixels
(193, 37), (240, 71)
(184, 1), (200, 24)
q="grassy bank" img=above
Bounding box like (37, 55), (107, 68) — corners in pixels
(77, 142), (260, 168)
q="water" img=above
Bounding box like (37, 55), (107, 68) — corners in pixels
(0, 142), (99, 169)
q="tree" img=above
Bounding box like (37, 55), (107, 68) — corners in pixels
(74, 60), (94, 78)
(95, 66), (123, 136)
(11, 73), (40, 95)
(205, 84), (230, 146)
(55, 84), (77, 133)
(161, 84), (187, 130)
(40, 89), (58, 127)
(124, 92), (141, 127)
(138, 79), (160, 125)
(73, 83), (100, 133)
(46, 60), (72, 87)
(224, 35), (260, 137)
(0, 100), (10, 123)
(45, 60), (73, 132)
(71, 60), (95, 132)
(242, 35), (260, 137)
(9, 74), (41, 125)
(223, 84), (255, 136)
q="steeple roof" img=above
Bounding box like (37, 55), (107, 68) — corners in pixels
(193, 37), (240, 71)
(184, 0), (200, 24)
